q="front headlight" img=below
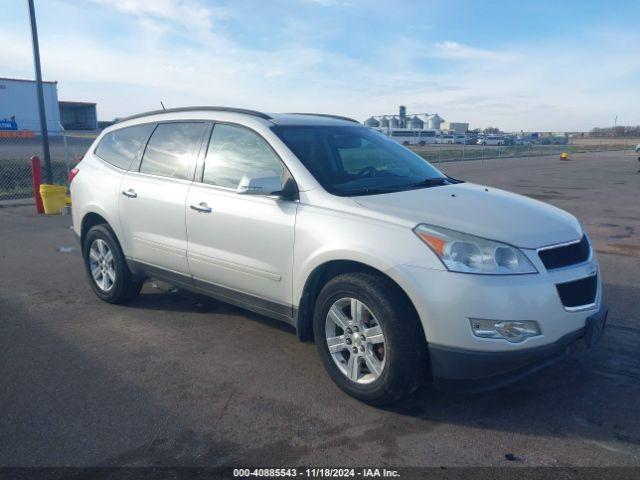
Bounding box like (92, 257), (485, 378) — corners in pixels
(413, 224), (537, 274)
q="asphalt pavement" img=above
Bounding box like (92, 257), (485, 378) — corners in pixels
(0, 150), (638, 467)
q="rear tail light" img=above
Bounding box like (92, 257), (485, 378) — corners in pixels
(68, 168), (79, 183)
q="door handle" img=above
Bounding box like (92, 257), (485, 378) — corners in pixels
(122, 189), (137, 198)
(190, 202), (212, 213)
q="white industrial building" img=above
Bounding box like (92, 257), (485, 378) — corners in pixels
(441, 121), (469, 134)
(365, 106), (445, 131)
(0, 77), (61, 134)
(364, 106), (469, 145)
(0, 77), (97, 134)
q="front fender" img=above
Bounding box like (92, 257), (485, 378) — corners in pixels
(293, 205), (444, 306)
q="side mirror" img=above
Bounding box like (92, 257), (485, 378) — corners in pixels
(237, 171), (283, 196)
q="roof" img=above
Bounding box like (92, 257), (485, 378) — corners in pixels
(116, 106), (360, 126)
(0, 77), (57, 85)
(59, 100), (97, 107)
(270, 113), (360, 125)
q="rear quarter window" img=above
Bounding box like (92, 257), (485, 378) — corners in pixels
(94, 124), (152, 170)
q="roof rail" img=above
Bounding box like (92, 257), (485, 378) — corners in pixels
(285, 113), (360, 124)
(116, 106), (273, 123)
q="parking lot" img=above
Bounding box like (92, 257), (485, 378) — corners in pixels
(1, 150), (638, 467)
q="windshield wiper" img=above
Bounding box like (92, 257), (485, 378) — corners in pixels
(355, 186), (411, 195)
(406, 177), (450, 189)
(341, 178), (451, 196)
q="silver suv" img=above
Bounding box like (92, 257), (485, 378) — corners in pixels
(71, 107), (607, 404)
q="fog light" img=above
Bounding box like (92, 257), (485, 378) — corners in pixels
(470, 319), (540, 343)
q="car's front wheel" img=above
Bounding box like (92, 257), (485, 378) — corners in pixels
(82, 224), (143, 304)
(313, 272), (428, 405)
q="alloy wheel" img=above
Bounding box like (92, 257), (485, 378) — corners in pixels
(325, 297), (386, 384)
(89, 238), (116, 292)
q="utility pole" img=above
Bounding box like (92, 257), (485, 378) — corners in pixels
(27, 0), (52, 184)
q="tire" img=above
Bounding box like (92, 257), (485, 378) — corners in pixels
(313, 272), (428, 405)
(82, 224), (143, 304)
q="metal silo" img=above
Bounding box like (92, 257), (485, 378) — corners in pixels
(410, 115), (424, 129)
(390, 116), (400, 128)
(364, 116), (380, 128)
(399, 105), (407, 128)
(379, 116), (390, 128)
(427, 114), (444, 130)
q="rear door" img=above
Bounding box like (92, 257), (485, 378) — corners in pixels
(118, 121), (209, 275)
(185, 123), (298, 320)
(84, 123), (153, 248)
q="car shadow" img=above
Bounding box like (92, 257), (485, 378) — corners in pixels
(4, 274), (639, 467)
(126, 282), (297, 335)
(379, 279), (640, 448)
(122, 279), (640, 451)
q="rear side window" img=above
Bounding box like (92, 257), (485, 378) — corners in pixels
(202, 124), (284, 189)
(139, 122), (207, 180)
(94, 124), (151, 170)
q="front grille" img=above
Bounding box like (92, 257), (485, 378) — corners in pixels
(556, 275), (597, 308)
(539, 236), (590, 270)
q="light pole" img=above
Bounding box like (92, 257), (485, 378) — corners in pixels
(27, 0), (52, 184)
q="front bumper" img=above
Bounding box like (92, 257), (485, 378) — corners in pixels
(390, 259), (602, 352)
(430, 305), (608, 392)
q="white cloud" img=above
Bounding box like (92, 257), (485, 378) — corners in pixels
(92, 0), (219, 31)
(264, 70), (285, 80)
(432, 41), (521, 62)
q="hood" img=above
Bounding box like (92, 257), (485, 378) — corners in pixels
(353, 182), (582, 249)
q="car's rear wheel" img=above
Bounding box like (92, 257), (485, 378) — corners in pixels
(313, 272), (428, 405)
(83, 224), (143, 304)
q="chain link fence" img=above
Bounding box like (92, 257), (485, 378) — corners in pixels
(411, 138), (640, 165)
(0, 130), (637, 202)
(0, 131), (96, 201)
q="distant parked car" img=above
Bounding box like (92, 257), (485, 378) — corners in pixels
(515, 137), (531, 146)
(542, 136), (568, 145)
(453, 134), (467, 144)
(480, 135), (504, 146)
(635, 143), (640, 153)
(436, 134), (455, 144)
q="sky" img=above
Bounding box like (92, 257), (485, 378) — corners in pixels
(1, 0), (639, 131)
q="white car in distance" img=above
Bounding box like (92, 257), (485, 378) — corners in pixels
(480, 135), (505, 146)
(436, 134), (455, 144)
(70, 107), (608, 405)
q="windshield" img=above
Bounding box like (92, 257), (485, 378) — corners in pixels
(271, 125), (449, 196)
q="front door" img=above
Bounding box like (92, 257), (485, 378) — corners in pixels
(119, 121), (208, 275)
(186, 123), (297, 319)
